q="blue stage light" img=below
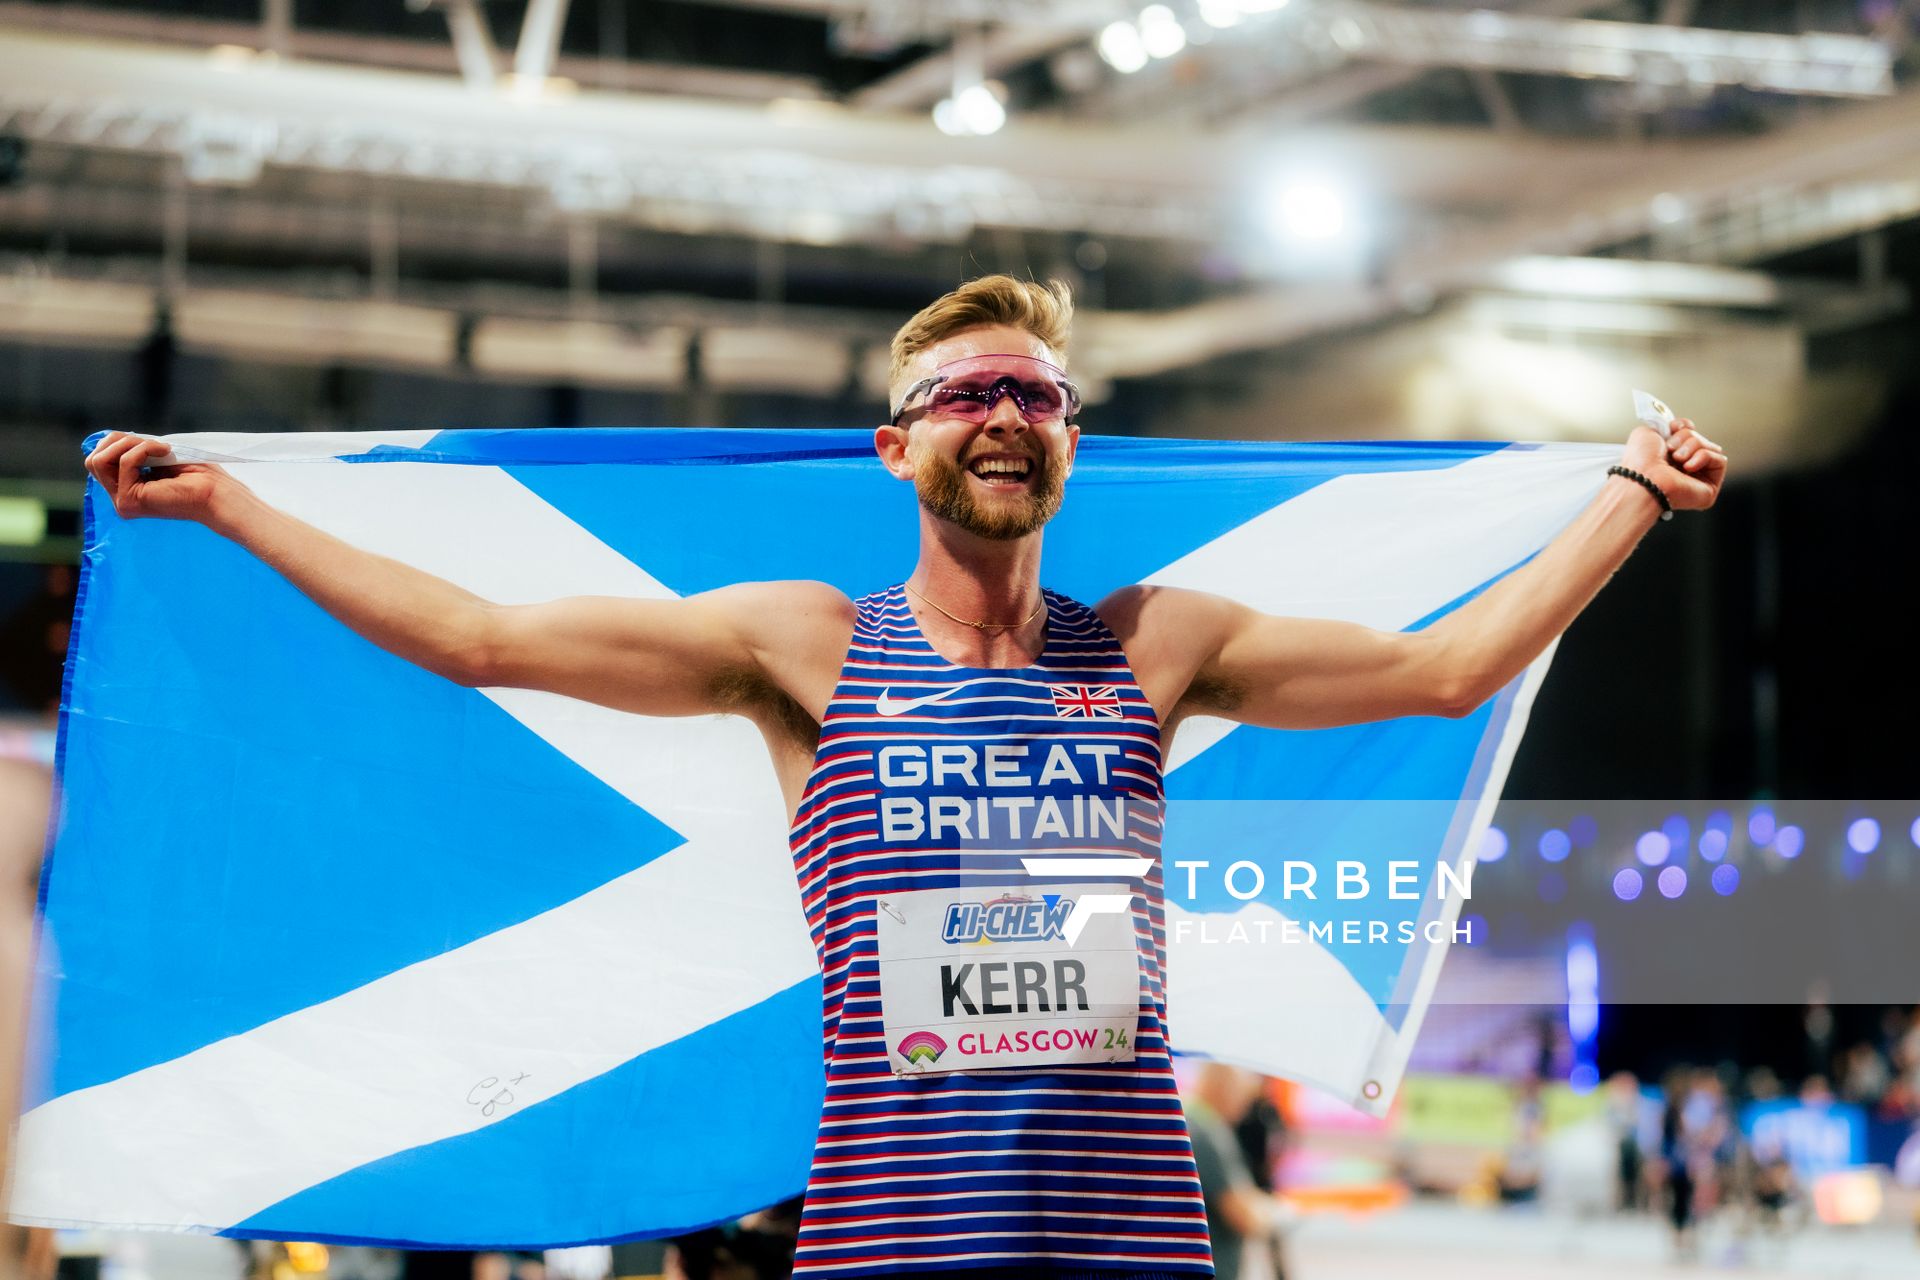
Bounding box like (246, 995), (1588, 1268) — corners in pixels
(1657, 865), (1687, 898)
(1539, 828), (1571, 863)
(1479, 825), (1508, 862)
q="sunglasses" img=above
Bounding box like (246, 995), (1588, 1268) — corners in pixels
(891, 354), (1082, 427)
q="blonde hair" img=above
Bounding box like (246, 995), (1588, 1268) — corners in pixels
(888, 275), (1074, 394)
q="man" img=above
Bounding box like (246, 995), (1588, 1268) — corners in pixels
(1185, 1064), (1286, 1280)
(85, 274), (1726, 1277)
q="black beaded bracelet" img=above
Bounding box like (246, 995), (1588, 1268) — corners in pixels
(1608, 464), (1673, 521)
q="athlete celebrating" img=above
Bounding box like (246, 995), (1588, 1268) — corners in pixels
(85, 275), (1726, 1277)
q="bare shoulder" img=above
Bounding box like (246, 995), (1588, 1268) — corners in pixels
(1094, 584), (1242, 725)
(702, 578), (854, 623)
(701, 580), (855, 723)
(1094, 583), (1238, 649)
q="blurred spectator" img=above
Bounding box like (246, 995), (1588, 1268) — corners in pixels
(1604, 1071), (1644, 1212)
(1690, 1070), (1734, 1207)
(1840, 1041), (1891, 1105)
(659, 1228), (725, 1280)
(1231, 1087), (1291, 1280)
(0, 759), (51, 1280)
(1657, 1068), (1718, 1260)
(729, 1196), (801, 1280)
(1496, 1076), (1544, 1205)
(1747, 1125), (1798, 1234)
(1744, 1065), (1783, 1102)
(1185, 1064), (1284, 1280)
(1803, 993), (1836, 1083)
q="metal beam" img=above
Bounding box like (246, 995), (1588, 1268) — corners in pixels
(512, 0), (573, 89)
(1085, 0), (1889, 127)
(260, 0), (291, 57)
(851, 24), (1084, 111)
(1313, 1), (1894, 99)
(1080, 85), (1920, 376)
(1083, 0), (1619, 126)
(4, 26), (1687, 243)
(440, 0), (500, 90)
(0, 3), (821, 100)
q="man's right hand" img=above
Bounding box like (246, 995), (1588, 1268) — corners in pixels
(84, 432), (232, 524)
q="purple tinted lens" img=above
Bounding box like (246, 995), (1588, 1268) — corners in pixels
(929, 374), (1066, 421)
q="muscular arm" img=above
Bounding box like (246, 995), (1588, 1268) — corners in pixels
(86, 433), (852, 722)
(1108, 424), (1726, 731)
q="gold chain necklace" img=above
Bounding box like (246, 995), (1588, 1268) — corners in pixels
(906, 581), (1044, 632)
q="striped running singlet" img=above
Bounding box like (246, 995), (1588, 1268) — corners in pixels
(786, 583), (1213, 1279)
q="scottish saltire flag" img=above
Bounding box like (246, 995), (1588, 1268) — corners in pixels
(21, 428), (1622, 1246)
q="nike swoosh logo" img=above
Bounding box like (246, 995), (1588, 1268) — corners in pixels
(873, 683), (992, 717)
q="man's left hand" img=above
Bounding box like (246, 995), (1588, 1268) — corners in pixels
(1623, 418), (1727, 512)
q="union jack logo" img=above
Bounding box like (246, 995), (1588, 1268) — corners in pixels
(1050, 684), (1123, 718)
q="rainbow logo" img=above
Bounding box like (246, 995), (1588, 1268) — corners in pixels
(897, 1031), (947, 1067)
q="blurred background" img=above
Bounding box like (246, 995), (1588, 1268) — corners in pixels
(3, 0), (1919, 1277)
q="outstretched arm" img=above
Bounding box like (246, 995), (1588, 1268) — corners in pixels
(84, 433), (851, 719)
(1107, 421), (1727, 730)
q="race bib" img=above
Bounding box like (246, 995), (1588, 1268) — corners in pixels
(874, 883), (1142, 1076)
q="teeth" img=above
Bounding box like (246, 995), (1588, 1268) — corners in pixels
(971, 458), (1031, 477)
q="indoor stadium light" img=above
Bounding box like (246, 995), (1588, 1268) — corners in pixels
(1657, 866), (1688, 898)
(956, 82), (1006, 134)
(1612, 867), (1643, 901)
(1662, 812), (1689, 848)
(1198, 0), (1243, 29)
(1634, 830), (1670, 866)
(1565, 925), (1599, 1088)
(1097, 20), (1149, 73)
(1138, 5), (1188, 60)
(1265, 174), (1353, 243)
(932, 83), (1005, 137)
(1846, 817), (1880, 854)
(1774, 824), (1804, 858)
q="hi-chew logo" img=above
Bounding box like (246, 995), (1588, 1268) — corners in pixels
(1016, 855), (1150, 946)
(897, 1031), (947, 1066)
(942, 894), (1074, 944)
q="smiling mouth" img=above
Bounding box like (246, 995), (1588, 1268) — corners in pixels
(966, 456), (1035, 486)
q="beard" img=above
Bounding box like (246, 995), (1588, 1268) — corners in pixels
(909, 437), (1069, 540)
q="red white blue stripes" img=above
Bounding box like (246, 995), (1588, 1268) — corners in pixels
(788, 584), (1213, 1279)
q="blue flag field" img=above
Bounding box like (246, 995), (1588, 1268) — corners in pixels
(19, 428), (1620, 1246)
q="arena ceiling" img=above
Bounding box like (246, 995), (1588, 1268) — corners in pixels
(0, 0), (1917, 460)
